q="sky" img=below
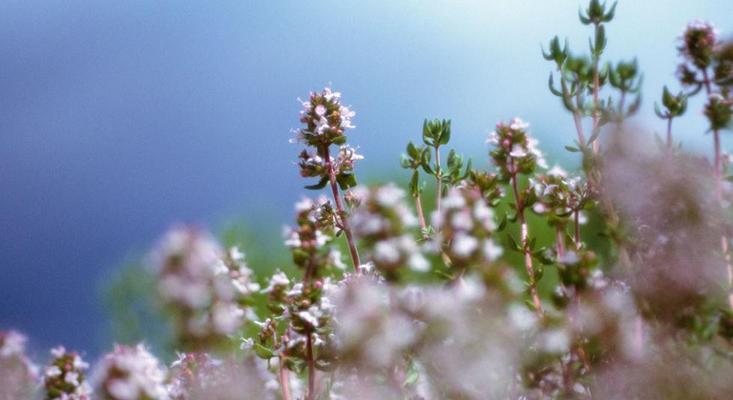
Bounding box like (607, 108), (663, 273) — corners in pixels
(1, 0), (732, 356)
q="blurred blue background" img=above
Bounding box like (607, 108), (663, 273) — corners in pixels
(1, 0), (731, 356)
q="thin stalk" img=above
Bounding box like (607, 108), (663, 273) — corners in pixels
(666, 117), (673, 149)
(591, 24), (602, 154)
(323, 145), (361, 272)
(278, 354), (293, 400)
(701, 68), (733, 308)
(617, 90), (627, 121)
(306, 334), (315, 400)
(556, 227), (566, 257)
(509, 160), (543, 316)
(573, 210), (581, 250)
(573, 79), (588, 147)
(414, 193), (428, 239)
(435, 146), (442, 213)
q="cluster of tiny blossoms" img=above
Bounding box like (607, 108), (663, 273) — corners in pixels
(43, 346), (91, 400)
(348, 184), (428, 280)
(151, 226), (258, 350)
(92, 344), (169, 400)
(432, 186), (502, 269)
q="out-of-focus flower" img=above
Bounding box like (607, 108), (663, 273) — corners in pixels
(679, 20), (718, 69)
(349, 184), (427, 279)
(92, 344), (169, 400)
(0, 330), (38, 400)
(432, 186), (502, 270)
(167, 353), (276, 400)
(151, 226), (252, 350)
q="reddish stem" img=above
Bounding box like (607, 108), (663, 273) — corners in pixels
(574, 210), (581, 250)
(278, 355), (293, 400)
(323, 145), (361, 272)
(509, 160), (543, 316)
(306, 334), (315, 400)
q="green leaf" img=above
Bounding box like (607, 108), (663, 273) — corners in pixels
(254, 343), (275, 359)
(410, 170), (420, 196)
(439, 120), (452, 145)
(337, 173), (357, 190)
(304, 176), (329, 190)
(407, 141), (419, 159)
(564, 145), (580, 152)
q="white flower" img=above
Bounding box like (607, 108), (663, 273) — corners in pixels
(408, 253), (430, 272)
(45, 365), (62, 377)
(483, 239), (504, 261)
(509, 117), (530, 131)
(240, 338), (254, 350)
(375, 184), (405, 208)
(508, 304), (537, 331)
(547, 165), (567, 177)
(314, 104), (327, 117)
(65, 371), (80, 386)
(509, 144), (527, 158)
(374, 240), (401, 264)
(452, 234), (479, 258)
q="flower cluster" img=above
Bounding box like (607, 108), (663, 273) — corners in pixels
(432, 186), (502, 270)
(294, 88), (361, 191)
(151, 226), (253, 350)
(284, 197), (345, 278)
(488, 118), (547, 181)
(295, 87), (355, 146)
(0, 330), (38, 400)
(167, 352), (277, 400)
(43, 346), (91, 400)
(348, 184), (428, 279)
(530, 166), (591, 230)
(253, 271), (338, 378)
(92, 344), (169, 400)
(679, 20), (718, 70)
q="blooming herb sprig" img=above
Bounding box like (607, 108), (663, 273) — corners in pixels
(294, 87), (362, 273)
(43, 346), (91, 400)
(671, 21), (733, 308)
(489, 118), (547, 315)
(531, 166), (592, 252)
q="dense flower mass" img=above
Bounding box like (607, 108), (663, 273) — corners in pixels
(151, 226), (255, 350)
(5, 3), (733, 400)
(349, 184), (428, 279)
(92, 344), (169, 400)
(432, 186), (502, 269)
(0, 330), (38, 400)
